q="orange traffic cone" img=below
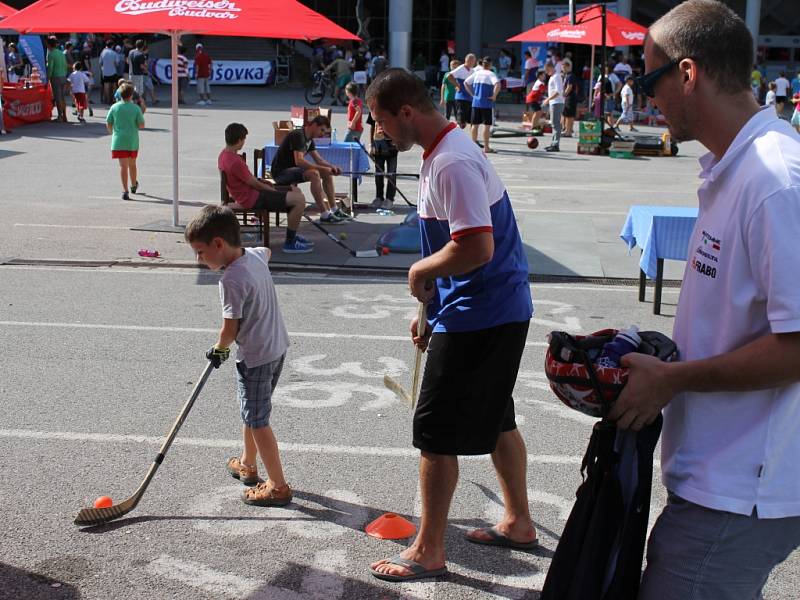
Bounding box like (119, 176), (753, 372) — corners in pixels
(365, 513), (417, 540)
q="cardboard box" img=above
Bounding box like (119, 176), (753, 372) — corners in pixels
(290, 105), (332, 127)
(273, 120), (293, 145)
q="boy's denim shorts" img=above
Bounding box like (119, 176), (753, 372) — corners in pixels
(236, 354), (285, 428)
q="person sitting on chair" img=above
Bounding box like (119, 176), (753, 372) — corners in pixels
(219, 123), (313, 254)
(270, 115), (352, 224)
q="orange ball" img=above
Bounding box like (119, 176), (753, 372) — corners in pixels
(94, 496), (113, 509)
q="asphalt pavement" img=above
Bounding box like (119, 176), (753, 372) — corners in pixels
(1, 265), (798, 600)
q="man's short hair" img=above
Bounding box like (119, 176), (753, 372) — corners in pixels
(345, 82), (358, 96)
(46, 36), (58, 48)
(649, 0), (752, 94)
(119, 84), (135, 100)
(365, 68), (436, 116)
(135, 39), (145, 50)
(185, 206), (241, 247)
(310, 114), (331, 128)
(225, 122), (248, 145)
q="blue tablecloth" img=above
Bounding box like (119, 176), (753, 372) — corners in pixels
(261, 141), (370, 183)
(620, 205), (699, 279)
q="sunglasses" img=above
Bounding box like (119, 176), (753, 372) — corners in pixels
(636, 59), (681, 98)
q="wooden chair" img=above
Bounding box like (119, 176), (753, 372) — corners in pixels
(220, 152), (271, 246)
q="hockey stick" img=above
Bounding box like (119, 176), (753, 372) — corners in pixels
(74, 362), (215, 526)
(384, 302), (427, 409)
(337, 171), (420, 179)
(355, 139), (417, 207)
(301, 212), (379, 258)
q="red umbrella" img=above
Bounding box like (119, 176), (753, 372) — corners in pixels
(0, 1), (16, 18)
(507, 4), (646, 47)
(2, 0), (359, 225)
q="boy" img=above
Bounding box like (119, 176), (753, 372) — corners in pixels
(615, 75), (638, 131)
(464, 56), (501, 154)
(765, 81), (777, 111)
(343, 82), (363, 143)
(67, 61), (92, 123)
(106, 83), (144, 200)
(525, 70), (547, 129)
(219, 122), (313, 254)
(185, 205), (293, 507)
(440, 59), (459, 121)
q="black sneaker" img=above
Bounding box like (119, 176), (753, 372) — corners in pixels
(545, 145), (560, 152)
(89, 107), (94, 117)
(131, 181), (139, 194)
(122, 191), (130, 201)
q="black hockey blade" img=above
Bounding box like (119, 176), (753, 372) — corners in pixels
(74, 495), (138, 526)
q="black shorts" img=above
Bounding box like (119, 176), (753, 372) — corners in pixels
(563, 100), (577, 118)
(253, 189), (288, 211)
(456, 100), (473, 125)
(471, 106), (494, 125)
(272, 166), (306, 186)
(528, 102), (542, 112)
(776, 95), (788, 104)
(102, 75), (118, 85)
(413, 320), (530, 456)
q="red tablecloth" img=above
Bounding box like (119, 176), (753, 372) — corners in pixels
(2, 84), (53, 129)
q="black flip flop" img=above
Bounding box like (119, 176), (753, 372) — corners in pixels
(464, 527), (539, 550)
(370, 554), (448, 582)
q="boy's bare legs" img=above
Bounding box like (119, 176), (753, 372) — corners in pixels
(371, 452), (457, 576)
(118, 157), (129, 191)
(304, 169), (332, 213)
(468, 428), (537, 543)
(471, 123), (479, 143)
(285, 189), (306, 231)
(482, 124), (491, 151)
(248, 424), (287, 488)
(240, 424), (258, 468)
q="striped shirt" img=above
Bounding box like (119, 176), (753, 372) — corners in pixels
(176, 54), (189, 78)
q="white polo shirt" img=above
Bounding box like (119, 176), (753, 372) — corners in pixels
(547, 72), (564, 105)
(665, 108), (800, 518)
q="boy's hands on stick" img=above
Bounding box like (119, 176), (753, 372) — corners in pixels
(206, 345), (230, 368)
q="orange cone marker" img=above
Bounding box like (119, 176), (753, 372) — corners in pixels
(365, 513), (417, 540)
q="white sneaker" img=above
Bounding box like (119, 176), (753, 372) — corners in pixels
(196, 100), (206, 106)
(205, 99), (212, 105)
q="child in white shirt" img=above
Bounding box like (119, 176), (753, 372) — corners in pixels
(615, 76), (637, 131)
(67, 62), (93, 123)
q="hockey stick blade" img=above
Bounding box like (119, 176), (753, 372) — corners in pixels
(74, 490), (142, 526)
(383, 374), (413, 407)
(355, 249), (380, 258)
(74, 362), (214, 527)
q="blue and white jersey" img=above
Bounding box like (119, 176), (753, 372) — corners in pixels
(418, 123), (534, 333)
(464, 68), (499, 109)
(449, 64), (473, 102)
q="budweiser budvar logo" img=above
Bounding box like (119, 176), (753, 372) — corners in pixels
(547, 28), (586, 39)
(115, 0), (241, 19)
(7, 99), (43, 118)
(621, 31), (646, 41)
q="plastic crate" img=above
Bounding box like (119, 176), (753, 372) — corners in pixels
(609, 150), (634, 159)
(579, 120), (602, 134)
(578, 144), (601, 155)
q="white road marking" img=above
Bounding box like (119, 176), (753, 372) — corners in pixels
(146, 554), (304, 600)
(0, 428), (583, 464)
(290, 354), (408, 379)
(13, 223), (130, 230)
(301, 549), (346, 599)
(276, 381), (401, 411)
(0, 320), (549, 347)
(514, 207), (628, 216)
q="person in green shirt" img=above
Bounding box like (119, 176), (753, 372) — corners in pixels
(440, 59), (460, 121)
(106, 83), (145, 201)
(46, 36), (69, 122)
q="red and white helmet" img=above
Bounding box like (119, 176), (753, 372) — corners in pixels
(544, 329), (677, 418)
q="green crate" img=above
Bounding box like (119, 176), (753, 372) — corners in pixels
(609, 150), (634, 159)
(579, 120), (602, 134)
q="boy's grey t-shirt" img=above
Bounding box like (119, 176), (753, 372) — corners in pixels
(219, 247), (289, 368)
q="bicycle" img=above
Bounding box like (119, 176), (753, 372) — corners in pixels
(305, 70), (346, 105)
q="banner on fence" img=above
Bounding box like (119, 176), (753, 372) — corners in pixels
(154, 60), (274, 85)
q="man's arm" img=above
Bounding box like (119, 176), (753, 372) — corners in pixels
(307, 150), (340, 175)
(464, 81), (475, 97)
(447, 73), (458, 89)
(608, 331), (800, 430)
(490, 81), (502, 101)
(408, 232), (494, 302)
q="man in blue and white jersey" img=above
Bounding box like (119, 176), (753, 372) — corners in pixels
(446, 53), (477, 129)
(464, 56), (502, 154)
(366, 68), (536, 583)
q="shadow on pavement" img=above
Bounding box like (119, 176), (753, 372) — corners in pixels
(0, 562), (82, 599)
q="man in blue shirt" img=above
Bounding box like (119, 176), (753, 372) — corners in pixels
(366, 68), (536, 583)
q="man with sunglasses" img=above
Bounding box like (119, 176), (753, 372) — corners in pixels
(607, 1), (800, 599)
